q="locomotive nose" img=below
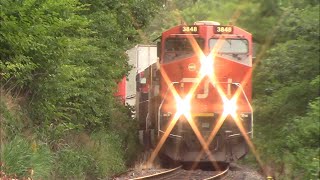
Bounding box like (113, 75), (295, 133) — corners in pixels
(199, 54), (214, 78)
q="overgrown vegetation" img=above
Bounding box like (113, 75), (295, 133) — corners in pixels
(252, 3), (319, 178)
(1, 0), (319, 179)
(1, 136), (53, 179)
(0, 0), (160, 179)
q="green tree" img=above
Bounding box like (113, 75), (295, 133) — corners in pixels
(252, 3), (319, 178)
(1, 0), (161, 177)
(1, 0), (160, 131)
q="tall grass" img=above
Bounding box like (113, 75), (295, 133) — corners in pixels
(90, 131), (126, 178)
(53, 147), (93, 179)
(0, 91), (25, 142)
(1, 136), (53, 179)
(1, 92), (140, 179)
(51, 131), (129, 179)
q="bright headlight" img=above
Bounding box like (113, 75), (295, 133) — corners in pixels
(176, 97), (191, 116)
(199, 55), (214, 78)
(223, 98), (238, 116)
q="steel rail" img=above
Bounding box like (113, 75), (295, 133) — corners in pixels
(130, 165), (182, 180)
(129, 164), (229, 180)
(203, 165), (230, 180)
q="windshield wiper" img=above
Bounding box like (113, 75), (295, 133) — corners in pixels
(232, 53), (242, 60)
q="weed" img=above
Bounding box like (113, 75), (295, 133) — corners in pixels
(54, 147), (93, 179)
(90, 131), (126, 178)
(1, 136), (53, 179)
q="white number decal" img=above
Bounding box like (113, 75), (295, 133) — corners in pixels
(217, 26), (232, 33)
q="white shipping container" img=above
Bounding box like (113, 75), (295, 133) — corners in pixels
(125, 45), (157, 106)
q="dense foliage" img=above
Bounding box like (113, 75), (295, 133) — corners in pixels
(146, 0), (319, 178)
(0, 0), (160, 178)
(0, 0), (160, 132)
(0, 0), (319, 179)
(253, 3), (319, 178)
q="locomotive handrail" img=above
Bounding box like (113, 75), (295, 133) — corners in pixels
(232, 82), (254, 138)
(220, 82), (253, 138)
(158, 130), (182, 138)
(158, 82), (180, 137)
(228, 132), (252, 138)
(214, 81), (254, 138)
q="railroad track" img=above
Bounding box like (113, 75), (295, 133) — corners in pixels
(129, 165), (229, 180)
(219, 163), (265, 180)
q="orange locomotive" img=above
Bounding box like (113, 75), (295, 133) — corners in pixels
(137, 21), (253, 163)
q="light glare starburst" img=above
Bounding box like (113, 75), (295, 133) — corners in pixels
(222, 97), (238, 116)
(175, 96), (191, 116)
(199, 54), (214, 78)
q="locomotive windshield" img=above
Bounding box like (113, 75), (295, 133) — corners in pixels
(164, 38), (204, 63)
(209, 39), (248, 53)
(209, 38), (250, 64)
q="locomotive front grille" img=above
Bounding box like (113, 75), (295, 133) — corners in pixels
(160, 113), (252, 141)
(182, 131), (221, 151)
